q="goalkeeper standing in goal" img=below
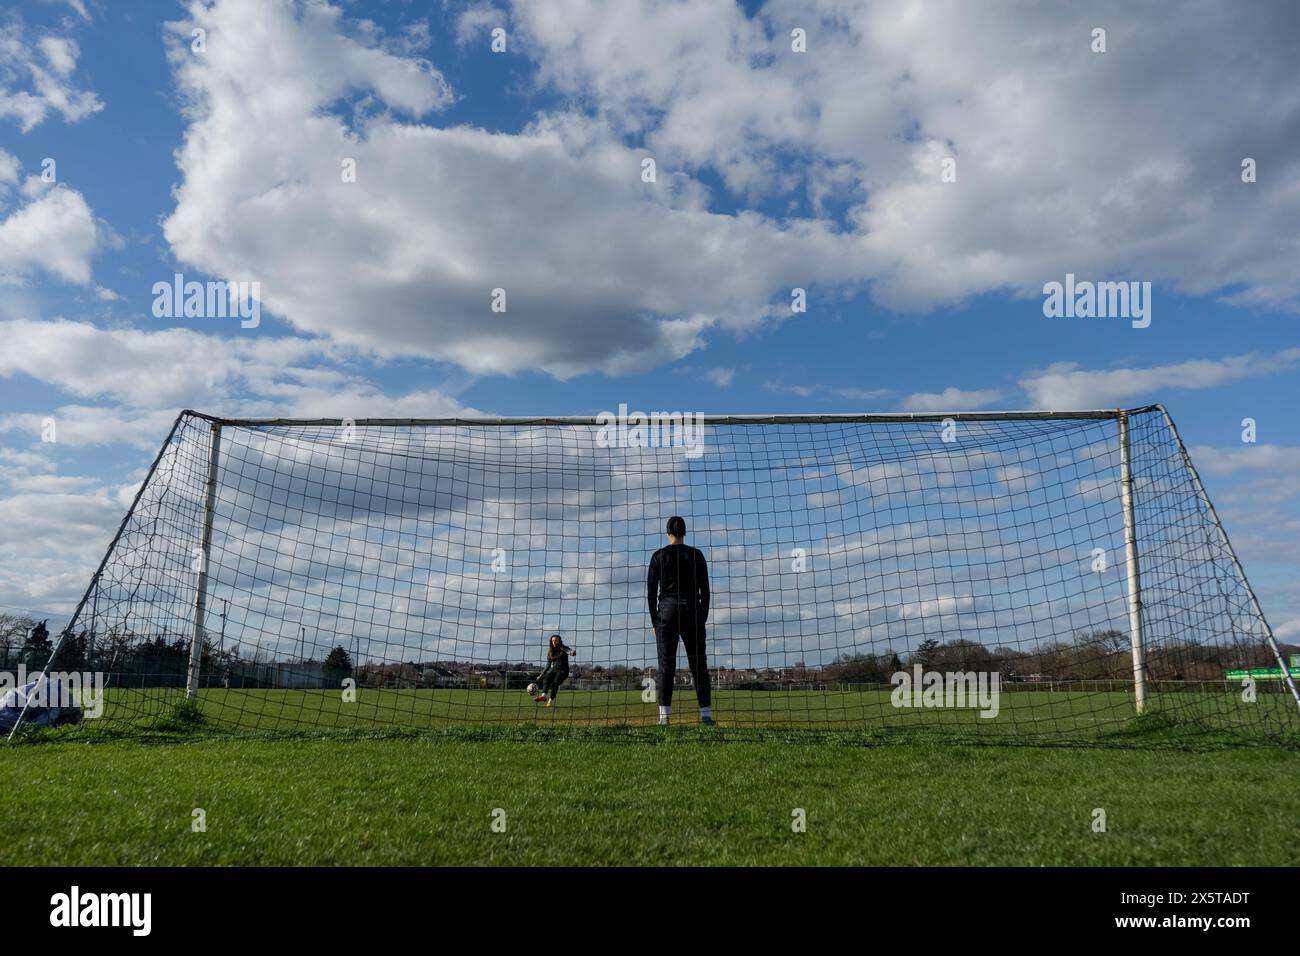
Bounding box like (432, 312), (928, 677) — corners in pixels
(647, 516), (714, 726)
(533, 634), (575, 707)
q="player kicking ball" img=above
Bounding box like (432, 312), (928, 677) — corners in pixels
(530, 634), (575, 708)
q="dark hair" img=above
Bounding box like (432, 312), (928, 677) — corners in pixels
(666, 516), (686, 538)
(549, 634), (562, 646)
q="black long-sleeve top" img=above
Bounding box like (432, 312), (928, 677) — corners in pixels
(543, 641), (574, 671)
(647, 543), (709, 621)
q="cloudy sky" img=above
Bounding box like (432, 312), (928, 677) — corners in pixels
(1, 0), (1298, 646)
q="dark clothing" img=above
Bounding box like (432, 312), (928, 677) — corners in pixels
(647, 543), (710, 621)
(546, 641), (574, 666)
(654, 605), (711, 707)
(537, 641), (573, 700)
(538, 664), (567, 701)
(648, 543), (711, 708)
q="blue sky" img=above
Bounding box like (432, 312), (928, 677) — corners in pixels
(0, 0), (1298, 647)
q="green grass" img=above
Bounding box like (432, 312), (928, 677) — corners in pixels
(3, 729), (1298, 865)
(52, 684), (1300, 741)
(8, 687), (1297, 865)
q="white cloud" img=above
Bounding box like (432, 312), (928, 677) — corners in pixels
(0, 406), (183, 451)
(47, 1), (92, 21)
(1020, 349), (1300, 408)
(898, 594), (978, 620)
(0, 482), (133, 612)
(455, 5), (504, 47)
(510, 0), (1300, 313)
(1193, 444), (1300, 479)
(900, 387), (1002, 412)
(764, 382), (818, 399)
(0, 149), (19, 187)
(1180, 443), (1300, 637)
(763, 381), (891, 402)
(0, 318), (480, 431)
(0, 318), (324, 410)
(0, 316), (484, 614)
(158, 0), (870, 379)
(37, 36), (78, 76)
(1188, 445), (1300, 507)
(0, 179), (102, 285)
(832, 387), (891, 403)
(0, 20), (102, 131)
(1275, 619), (1300, 641)
(0, 446), (55, 474)
(705, 367), (735, 388)
(148, 0), (1300, 383)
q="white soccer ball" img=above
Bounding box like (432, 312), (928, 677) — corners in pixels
(526, 682), (539, 696)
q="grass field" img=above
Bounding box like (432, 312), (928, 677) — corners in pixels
(4, 727), (1299, 865)
(49, 684), (1300, 739)
(7, 687), (1298, 866)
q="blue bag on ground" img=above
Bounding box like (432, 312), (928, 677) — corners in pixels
(0, 677), (84, 732)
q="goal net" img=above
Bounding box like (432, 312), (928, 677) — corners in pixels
(15, 406), (1299, 739)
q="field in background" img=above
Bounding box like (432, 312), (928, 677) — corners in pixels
(3, 728), (1299, 865)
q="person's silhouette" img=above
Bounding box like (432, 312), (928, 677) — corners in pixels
(646, 516), (713, 726)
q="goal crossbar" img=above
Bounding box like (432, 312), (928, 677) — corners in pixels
(184, 406), (1160, 429)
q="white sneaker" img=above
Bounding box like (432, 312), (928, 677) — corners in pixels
(658, 717), (669, 726)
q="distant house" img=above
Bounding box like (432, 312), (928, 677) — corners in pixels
(422, 665), (459, 687)
(272, 661), (325, 689)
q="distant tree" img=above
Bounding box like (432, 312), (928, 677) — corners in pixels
(22, 620), (53, 667)
(826, 652), (893, 684)
(913, 638), (941, 671)
(323, 645), (354, 687)
(54, 629), (88, 669)
(932, 639), (993, 671)
(0, 613), (37, 667)
(104, 629), (133, 665)
(1070, 629), (1130, 679)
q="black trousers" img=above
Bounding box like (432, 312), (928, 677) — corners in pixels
(654, 605), (711, 707)
(539, 665), (568, 700)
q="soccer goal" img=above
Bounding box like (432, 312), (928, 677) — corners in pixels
(11, 406), (1298, 740)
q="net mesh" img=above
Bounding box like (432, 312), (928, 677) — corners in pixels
(20, 407), (1299, 739)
